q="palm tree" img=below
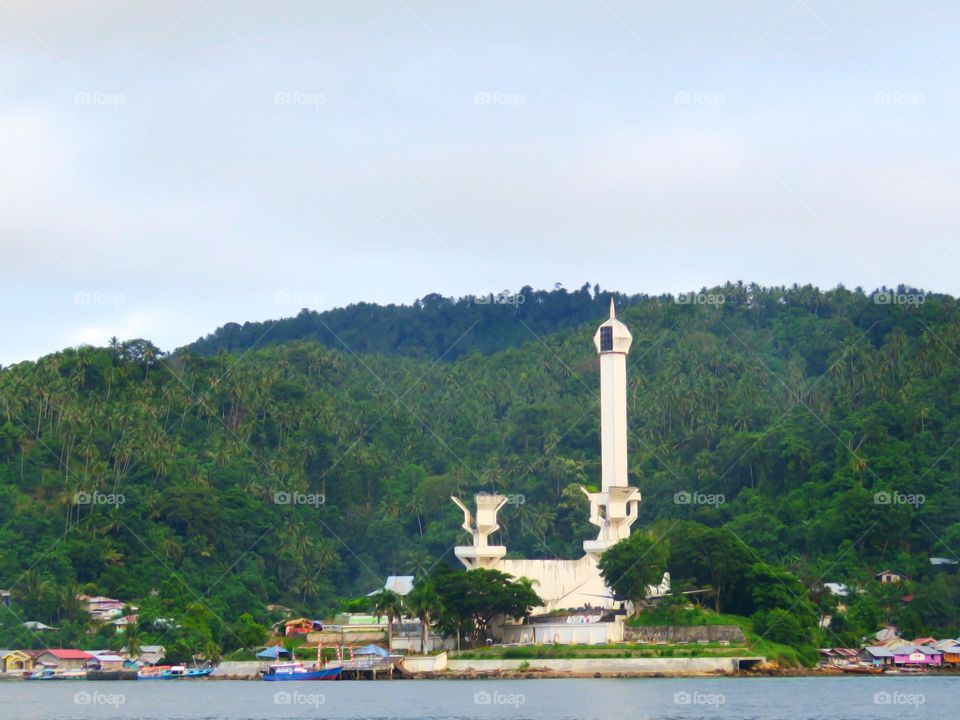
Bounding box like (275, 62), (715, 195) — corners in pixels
(372, 589), (403, 651)
(405, 580), (443, 654)
(124, 620), (142, 660)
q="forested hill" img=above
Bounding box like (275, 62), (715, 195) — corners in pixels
(186, 284), (639, 359)
(2, 282), (960, 648)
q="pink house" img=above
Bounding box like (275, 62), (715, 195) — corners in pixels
(893, 646), (942, 666)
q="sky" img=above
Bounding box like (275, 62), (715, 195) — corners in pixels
(1, 1), (959, 365)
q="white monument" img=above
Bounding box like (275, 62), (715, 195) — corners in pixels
(453, 301), (660, 614)
(582, 299), (641, 556)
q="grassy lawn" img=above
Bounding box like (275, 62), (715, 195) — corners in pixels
(631, 607), (817, 667)
(453, 641), (752, 660)
(451, 608), (817, 667)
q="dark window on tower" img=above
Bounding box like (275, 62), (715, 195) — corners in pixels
(600, 326), (613, 352)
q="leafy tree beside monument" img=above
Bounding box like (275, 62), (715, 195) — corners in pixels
(597, 531), (668, 615)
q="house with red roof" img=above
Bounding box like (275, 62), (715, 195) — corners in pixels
(33, 649), (93, 671)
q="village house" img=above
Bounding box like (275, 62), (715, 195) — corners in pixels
(0, 590), (10, 607)
(32, 649), (92, 671)
(875, 569), (907, 584)
(937, 641), (960, 665)
(819, 648), (860, 667)
(86, 651), (125, 671)
(864, 638), (958, 668)
(80, 595), (131, 622)
(0, 649), (32, 673)
(862, 646), (895, 668)
(137, 645), (166, 666)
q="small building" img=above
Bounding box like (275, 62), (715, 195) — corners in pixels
(81, 596), (130, 622)
(930, 557), (959, 567)
(862, 646), (895, 668)
(0, 650), (32, 673)
(939, 643), (960, 665)
(33, 649), (93, 671)
(22, 621), (58, 632)
(822, 582), (850, 597)
(86, 653), (125, 671)
(137, 645), (166, 666)
(273, 618), (323, 637)
(819, 648), (860, 667)
(891, 646), (942, 666)
(366, 577), (415, 608)
(875, 569), (907, 584)
(0, 590), (10, 607)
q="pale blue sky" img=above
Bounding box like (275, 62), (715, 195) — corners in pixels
(1, 1), (958, 364)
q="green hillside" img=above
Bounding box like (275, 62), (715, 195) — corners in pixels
(1, 282), (959, 655)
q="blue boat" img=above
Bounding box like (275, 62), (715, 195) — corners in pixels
(261, 662), (341, 681)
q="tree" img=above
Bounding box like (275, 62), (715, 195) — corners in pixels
(124, 620), (142, 659)
(598, 531), (668, 615)
(372, 589), (403, 650)
(405, 580), (443, 654)
(432, 567), (542, 645)
(235, 613), (268, 649)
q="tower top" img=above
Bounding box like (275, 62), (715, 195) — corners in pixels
(594, 301), (632, 354)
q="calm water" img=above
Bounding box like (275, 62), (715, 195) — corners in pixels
(0, 677), (954, 719)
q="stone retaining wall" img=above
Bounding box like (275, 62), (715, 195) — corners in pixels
(446, 657), (753, 674)
(624, 625), (746, 644)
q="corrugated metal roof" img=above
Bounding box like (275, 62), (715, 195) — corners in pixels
(865, 646), (895, 657)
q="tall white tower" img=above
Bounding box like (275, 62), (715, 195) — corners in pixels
(583, 299), (641, 557)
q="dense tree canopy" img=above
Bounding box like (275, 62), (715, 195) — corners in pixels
(1, 281), (960, 653)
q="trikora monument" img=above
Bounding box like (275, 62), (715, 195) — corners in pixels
(452, 300), (667, 613)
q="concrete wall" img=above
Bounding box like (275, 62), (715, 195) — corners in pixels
(212, 661), (260, 678)
(500, 621), (623, 645)
(401, 652), (448, 673)
(447, 657), (748, 674)
(500, 556), (611, 613)
(624, 625), (746, 644)
(311, 628), (387, 645)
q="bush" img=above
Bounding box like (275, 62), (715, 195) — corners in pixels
(751, 609), (810, 647)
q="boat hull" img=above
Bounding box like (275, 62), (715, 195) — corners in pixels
(261, 667), (341, 681)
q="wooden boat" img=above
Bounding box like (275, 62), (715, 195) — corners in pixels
(26, 668), (86, 680)
(838, 664), (884, 674)
(138, 665), (189, 679)
(261, 661), (341, 681)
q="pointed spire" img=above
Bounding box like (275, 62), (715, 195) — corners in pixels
(609, 297), (616, 319)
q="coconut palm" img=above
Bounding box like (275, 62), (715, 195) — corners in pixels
(372, 588), (403, 650)
(405, 580), (443, 654)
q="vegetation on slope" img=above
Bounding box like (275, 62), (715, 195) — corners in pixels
(1, 282), (959, 656)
